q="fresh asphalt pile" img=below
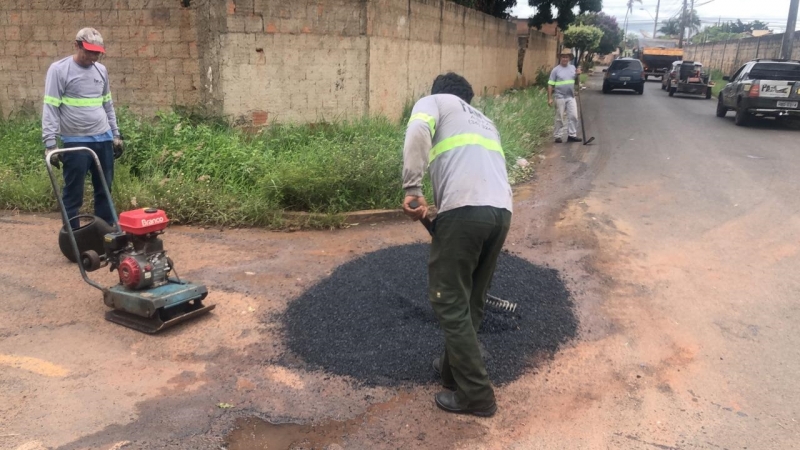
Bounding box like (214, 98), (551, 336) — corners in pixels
(280, 243), (578, 387)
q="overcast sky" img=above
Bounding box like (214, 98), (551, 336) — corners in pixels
(511, 0), (792, 36)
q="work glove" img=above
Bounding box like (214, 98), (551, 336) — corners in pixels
(113, 135), (124, 159)
(45, 146), (61, 170)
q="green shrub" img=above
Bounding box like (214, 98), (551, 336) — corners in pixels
(1, 87), (552, 228)
(534, 67), (551, 88)
(710, 68), (727, 97)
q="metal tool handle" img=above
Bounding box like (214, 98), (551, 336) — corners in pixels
(45, 146), (120, 294)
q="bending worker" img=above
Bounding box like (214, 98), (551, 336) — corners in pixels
(548, 49), (582, 143)
(42, 27), (124, 229)
(402, 73), (512, 417)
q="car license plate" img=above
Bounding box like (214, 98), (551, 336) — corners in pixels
(777, 101), (798, 108)
(620, 77), (631, 81)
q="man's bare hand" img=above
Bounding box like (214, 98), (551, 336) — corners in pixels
(547, 98), (554, 107)
(403, 195), (428, 221)
(45, 147), (61, 169)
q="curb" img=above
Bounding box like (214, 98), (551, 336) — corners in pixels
(280, 208), (407, 224)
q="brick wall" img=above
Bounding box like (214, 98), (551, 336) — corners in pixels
(0, 0), (201, 119)
(684, 33), (799, 76)
(1, 0), (539, 124)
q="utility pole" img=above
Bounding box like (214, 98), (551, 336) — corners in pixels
(653, 0), (661, 39)
(688, 0), (695, 41)
(781, 0), (799, 59)
(678, 0), (687, 48)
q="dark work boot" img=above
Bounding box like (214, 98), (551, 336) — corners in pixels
(555, 137), (563, 143)
(567, 135), (581, 142)
(434, 391), (497, 417)
(432, 358), (456, 391)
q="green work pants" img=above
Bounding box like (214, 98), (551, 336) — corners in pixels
(428, 205), (512, 408)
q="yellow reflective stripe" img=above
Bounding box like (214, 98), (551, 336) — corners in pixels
(408, 113), (436, 136)
(102, 93), (112, 103)
(429, 133), (503, 164)
(43, 96), (61, 107)
(550, 80), (575, 86)
(61, 96), (104, 107)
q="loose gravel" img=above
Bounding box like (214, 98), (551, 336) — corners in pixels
(280, 243), (577, 387)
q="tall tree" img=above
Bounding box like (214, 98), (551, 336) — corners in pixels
(623, 0), (643, 36)
(563, 24), (604, 69)
(691, 19), (773, 43)
(453, 0), (517, 19)
(659, 17), (682, 37)
(684, 9), (702, 35)
(577, 12), (623, 54)
(529, 0), (603, 30)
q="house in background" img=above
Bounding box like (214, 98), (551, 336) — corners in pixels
(749, 29), (772, 38)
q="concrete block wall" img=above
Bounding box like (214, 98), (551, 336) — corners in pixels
(685, 33), (800, 76)
(367, 0), (519, 120)
(0, 0), (201, 119)
(1, 0), (532, 124)
(220, 0), (369, 124)
(521, 29), (558, 83)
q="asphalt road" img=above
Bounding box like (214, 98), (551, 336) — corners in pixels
(557, 75), (800, 448)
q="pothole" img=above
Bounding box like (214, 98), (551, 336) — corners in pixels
(279, 243), (578, 386)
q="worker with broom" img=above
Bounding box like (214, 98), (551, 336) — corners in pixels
(548, 49), (582, 143)
(402, 72), (512, 417)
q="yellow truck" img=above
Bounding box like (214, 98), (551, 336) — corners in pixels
(634, 39), (684, 81)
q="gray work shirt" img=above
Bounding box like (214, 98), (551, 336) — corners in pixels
(402, 94), (512, 215)
(549, 64), (577, 99)
(42, 56), (119, 148)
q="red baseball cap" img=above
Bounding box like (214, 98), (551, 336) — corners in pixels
(75, 27), (105, 53)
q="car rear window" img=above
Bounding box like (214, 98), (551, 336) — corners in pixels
(611, 60), (642, 70)
(750, 63), (800, 81)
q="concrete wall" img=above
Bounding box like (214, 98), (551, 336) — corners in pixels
(684, 33), (799, 76)
(0, 0), (201, 118)
(1, 0), (529, 123)
(521, 29), (558, 83)
(365, 0), (519, 119)
(220, 0), (369, 124)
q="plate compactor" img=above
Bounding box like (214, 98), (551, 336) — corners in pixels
(46, 146), (214, 334)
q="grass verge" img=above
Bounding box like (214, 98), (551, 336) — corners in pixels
(711, 69), (727, 97)
(0, 88), (552, 228)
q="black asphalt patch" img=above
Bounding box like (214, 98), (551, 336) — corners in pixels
(280, 243), (577, 387)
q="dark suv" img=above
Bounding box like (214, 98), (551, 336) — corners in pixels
(716, 59), (800, 126)
(603, 58), (645, 95)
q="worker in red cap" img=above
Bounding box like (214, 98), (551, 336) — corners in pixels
(42, 27), (124, 229)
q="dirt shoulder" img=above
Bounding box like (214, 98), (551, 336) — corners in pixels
(1, 138), (614, 450)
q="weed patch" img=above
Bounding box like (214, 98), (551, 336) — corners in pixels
(711, 69), (727, 97)
(1, 88), (552, 228)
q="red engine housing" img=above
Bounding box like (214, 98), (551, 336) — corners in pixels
(118, 257), (143, 289)
(118, 208), (170, 235)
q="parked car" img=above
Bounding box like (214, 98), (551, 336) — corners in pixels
(603, 58), (645, 95)
(662, 61), (713, 98)
(716, 58), (800, 126)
